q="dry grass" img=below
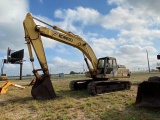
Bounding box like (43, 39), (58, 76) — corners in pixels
(0, 72), (160, 120)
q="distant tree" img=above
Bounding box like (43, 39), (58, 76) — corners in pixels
(70, 71), (76, 74)
(26, 74), (31, 76)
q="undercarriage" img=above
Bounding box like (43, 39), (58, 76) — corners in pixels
(69, 79), (131, 95)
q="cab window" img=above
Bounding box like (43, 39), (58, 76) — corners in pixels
(112, 59), (117, 67)
(98, 59), (104, 68)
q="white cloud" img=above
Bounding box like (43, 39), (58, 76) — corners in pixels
(0, 0), (29, 52)
(102, 7), (148, 30)
(0, 0), (31, 76)
(41, 37), (57, 49)
(55, 7), (101, 25)
(114, 44), (157, 70)
(53, 6), (160, 45)
(90, 37), (125, 57)
(108, 0), (160, 16)
(48, 56), (85, 74)
(52, 5), (160, 71)
(53, 7), (102, 38)
(118, 45), (143, 54)
(3, 61), (33, 76)
(0, 1), (28, 23)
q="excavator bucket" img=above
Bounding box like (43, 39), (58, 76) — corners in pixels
(135, 76), (160, 108)
(31, 76), (57, 100)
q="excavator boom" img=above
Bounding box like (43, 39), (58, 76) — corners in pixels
(33, 15), (98, 72)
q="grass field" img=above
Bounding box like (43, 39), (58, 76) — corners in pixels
(0, 72), (160, 120)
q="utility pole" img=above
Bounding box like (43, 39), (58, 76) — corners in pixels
(146, 49), (150, 73)
(20, 61), (23, 80)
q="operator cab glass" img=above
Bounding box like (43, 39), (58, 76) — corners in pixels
(98, 59), (105, 68)
(97, 57), (118, 75)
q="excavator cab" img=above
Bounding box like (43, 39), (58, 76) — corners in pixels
(96, 57), (130, 79)
(97, 57), (117, 76)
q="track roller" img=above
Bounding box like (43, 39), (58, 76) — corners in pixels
(87, 80), (131, 95)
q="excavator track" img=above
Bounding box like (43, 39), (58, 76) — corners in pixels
(69, 80), (131, 95)
(87, 80), (131, 95)
(69, 79), (93, 90)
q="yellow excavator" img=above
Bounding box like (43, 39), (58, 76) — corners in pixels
(23, 13), (131, 99)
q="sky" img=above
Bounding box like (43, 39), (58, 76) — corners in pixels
(0, 0), (160, 76)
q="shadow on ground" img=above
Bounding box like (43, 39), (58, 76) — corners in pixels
(0, 89), (93, 106)
(100, 103), (160, 120)
(56, 89), (93, 99)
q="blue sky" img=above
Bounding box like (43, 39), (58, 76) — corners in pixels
(0, 0), (160, 76)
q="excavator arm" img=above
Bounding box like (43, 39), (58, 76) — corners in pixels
(23, 15), (49, 80)
(23, 13), (98, 78)
(23, 13), (59, 99)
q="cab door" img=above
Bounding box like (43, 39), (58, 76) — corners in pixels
(105, 58), (118, 76)
(111, 59), (118, 76)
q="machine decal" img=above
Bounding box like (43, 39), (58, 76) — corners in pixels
(59, 34), (73, 42)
